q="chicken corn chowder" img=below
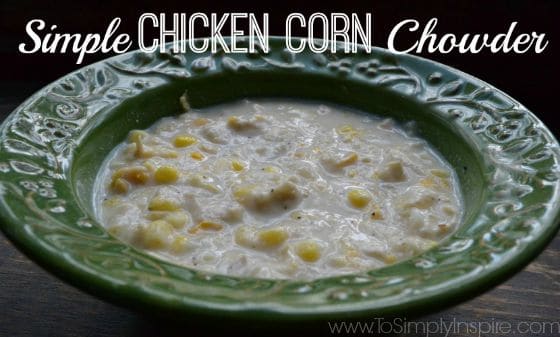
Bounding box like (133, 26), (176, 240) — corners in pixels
(95, 98), (462, 279)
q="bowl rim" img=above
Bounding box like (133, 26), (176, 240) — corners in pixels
(0, 36), (559, 320)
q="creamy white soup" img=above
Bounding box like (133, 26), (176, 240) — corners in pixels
(96, 99), (462, 279)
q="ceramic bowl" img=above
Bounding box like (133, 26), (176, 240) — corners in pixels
(0, 37), (559, 321)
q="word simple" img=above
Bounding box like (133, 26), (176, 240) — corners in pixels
(18, 18), (131, 64)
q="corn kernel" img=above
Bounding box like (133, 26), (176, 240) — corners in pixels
(430, 169), (450, 178)
(107, 225), (125, 236)
(376, 161), (406, 182)
(199, 221), (223, 231)
(190, 152), (204, 161)
(442, 205), (456, 216)
(419, 177), (436, 188)
(420, 175), (450, 190)
(281, 261), (299, 276)
(426, 240), (438, 250)
(336, 153), (358, 168)
(138, 220), (173, 249)
(233, 185), (255, 202)
(438, 224), (450, 234)
(329, 257), (347, 268)
(132, 136), (148, 158)
(173, 135), (197, 148)
(135, 145), (178, 159)
(338, 125), (355, 133)
(146, 211), (166, 221)
(295, 241), (321, 262)
(179, 91), (190, 112)
(187, 175), (220, 193)
(154, 166), (180, 184)
(258, 228), (288, 247)
(234, 226), (252, 246)
(158, 149), (179, 159)
(384, 254), (397, 264)
(103, 197), (122, 207)
(231, 160), (245, 172)
(227, 116), (239, 127)
(143, 160), (156, 173)
(366, 250), (396, 264)
(263, 166), (279, 173)
(337, 124), (360, 139)
(170, 235), (190, 253)
(345, 246), (360, 258)
(128, 130), (147, 143)
(199, 144), (217, 154)
(110, 178), (129, 194)
(112, 166), (151, 185)
(164, 211), (189, 229)
(148, 196), (181, 212)
(202, 254), (216, 263)
(347, 188), (371, 208)
(189, 221), (223, 234)
(192, 118), (209, 126)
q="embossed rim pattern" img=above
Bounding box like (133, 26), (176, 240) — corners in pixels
(0, 37), (559, 320)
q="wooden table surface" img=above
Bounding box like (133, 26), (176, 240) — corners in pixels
(0, 98), (559, 337)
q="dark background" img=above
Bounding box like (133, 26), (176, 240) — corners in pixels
(1, 0), (558, 134)
(0, 1), (558, 336)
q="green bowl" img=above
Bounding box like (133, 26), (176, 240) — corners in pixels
(1, 37), (559, 321)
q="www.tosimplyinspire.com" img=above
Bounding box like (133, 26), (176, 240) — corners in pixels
(327, 317), (560, 336)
